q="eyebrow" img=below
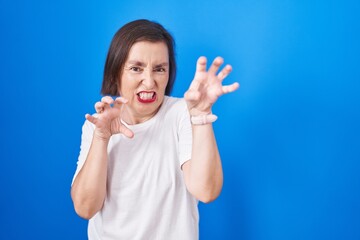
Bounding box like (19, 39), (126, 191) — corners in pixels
(127, 60), (146, 67)
(154, 62), (169, 68)
(126, 60), (169, 68)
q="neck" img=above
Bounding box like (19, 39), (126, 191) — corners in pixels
(121, 105), (158, 125)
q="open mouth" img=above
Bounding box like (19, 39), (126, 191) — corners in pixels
(137, 91), (157, 103)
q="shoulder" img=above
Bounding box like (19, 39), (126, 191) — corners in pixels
(158, 96), (190, 128)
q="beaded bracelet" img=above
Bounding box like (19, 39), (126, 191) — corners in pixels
(190, 114), (218, 125)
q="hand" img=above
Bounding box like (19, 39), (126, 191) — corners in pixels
(184, 56), (239, 116)
(85, 96), (134, 140)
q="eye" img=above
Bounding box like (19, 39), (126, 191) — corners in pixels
(154, 67), (166, 72)
(130, 66), (142, 72)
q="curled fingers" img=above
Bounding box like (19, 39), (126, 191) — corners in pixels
(217, 64), (232, 82)
(94, 96), (118, 114)
(208, 57), (224, 75)
(196, 56), (207, 72)
(101, 96), (114, 111)
(95, 102), (105, 113)
(222, 82), (240, 94)
(114, 97), (128, 109)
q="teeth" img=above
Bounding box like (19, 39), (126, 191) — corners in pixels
(139, 92), (154, 100)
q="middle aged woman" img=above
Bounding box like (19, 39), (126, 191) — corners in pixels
(71, 19), (239, 239)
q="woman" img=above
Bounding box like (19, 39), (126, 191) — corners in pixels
(71, 19), (239, 240)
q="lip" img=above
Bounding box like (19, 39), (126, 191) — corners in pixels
(137, 91), (157, 103)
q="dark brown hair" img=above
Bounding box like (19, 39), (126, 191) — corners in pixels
(101, 19), (176, 96)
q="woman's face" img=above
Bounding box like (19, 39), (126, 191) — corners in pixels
(119, 41), (169, 124)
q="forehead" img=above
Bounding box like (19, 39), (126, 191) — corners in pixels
(126, 41), (169, 62)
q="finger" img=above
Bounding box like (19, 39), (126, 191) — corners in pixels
(217, 64), (232, 82)
(188, 77), (203, 92)
(208, 57), (224, 75)
(222, 82), (240, 94)
(85, 113), (98, 125)
(120, 125), (134, 138)
(101, 96), (114, 110)
(95, 102), (105, 113)
(188, 57), (207, 91)
(101, 96), (114, 104)
(114, 97), (128, 109)
(196, 56), (207, 72)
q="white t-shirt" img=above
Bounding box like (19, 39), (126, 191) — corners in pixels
(73, 96), (199, 240)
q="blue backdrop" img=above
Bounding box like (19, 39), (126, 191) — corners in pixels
(1, 0), (359, 239)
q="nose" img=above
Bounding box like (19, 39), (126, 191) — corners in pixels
(141, 68), (155, 89)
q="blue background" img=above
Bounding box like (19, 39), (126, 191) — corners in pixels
(1, 0), (359, 239)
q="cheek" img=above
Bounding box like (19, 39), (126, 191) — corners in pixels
(122, 86), (136, 97)
(120, 75), (139, 95)
(160, 75), (170, 89)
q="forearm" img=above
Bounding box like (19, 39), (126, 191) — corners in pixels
(186, 124), (223, 202)
(71, 135), (109, 219)
(183, 56), (238, 202)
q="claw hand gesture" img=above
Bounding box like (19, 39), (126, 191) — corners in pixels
(85, 96), (134, 140)
(184, 56), (239, 116)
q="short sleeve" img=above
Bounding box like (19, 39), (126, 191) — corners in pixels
(71, 120), (95, 185)
(178, 101), (192, 168)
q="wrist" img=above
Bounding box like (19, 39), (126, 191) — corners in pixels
(93, 129), (111, 143)
(188, 107), (212, 116)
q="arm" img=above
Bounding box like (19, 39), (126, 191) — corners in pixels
(182, 124), (223, 203)
(182, 56), (239, 203)
(71, 96), (133, 219)
(71, 135), (109, 219)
